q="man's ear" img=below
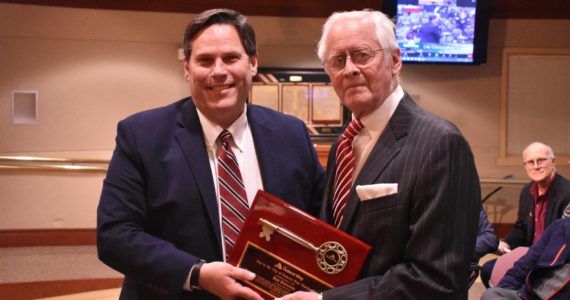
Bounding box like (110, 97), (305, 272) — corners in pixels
(249, 52), (259, 76)
(391, 48), (402, 76)
(183, 59), (191, 81)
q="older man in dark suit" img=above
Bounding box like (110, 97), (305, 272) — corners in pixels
(97, 9), (324, 300)
(278, 9), (480, 300)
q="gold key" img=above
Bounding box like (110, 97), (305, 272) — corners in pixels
(258, 218), (348, 274)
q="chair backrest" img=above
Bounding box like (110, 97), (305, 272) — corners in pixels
(467, 262), (481, 289)
(489, 246), (529, 287)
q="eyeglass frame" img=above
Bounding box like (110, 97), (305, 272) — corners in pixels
(522, 157), (554, 169)
(322, 48), (385, 72)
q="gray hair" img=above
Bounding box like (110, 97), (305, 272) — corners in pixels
(522, 142), (555, 159)
(316, 9), (399, 65)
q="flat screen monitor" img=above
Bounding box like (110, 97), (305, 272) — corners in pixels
(383, 0), (489, 64)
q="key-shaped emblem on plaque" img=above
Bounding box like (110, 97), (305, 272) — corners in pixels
(258, 218), (348, 275)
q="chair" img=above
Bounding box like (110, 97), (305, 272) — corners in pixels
(467, 262), (482, 288)
(489, 247), (529, 287)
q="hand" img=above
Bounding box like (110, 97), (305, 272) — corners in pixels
(199, 262), (263, 300)
(497, 241), (511, 254)
(276, 291), (320, 300)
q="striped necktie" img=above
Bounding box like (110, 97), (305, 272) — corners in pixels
(332, 118), (364, 228)
(217, 130), (249, 259)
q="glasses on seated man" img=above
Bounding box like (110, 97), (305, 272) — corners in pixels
(522, 157), (553, 169)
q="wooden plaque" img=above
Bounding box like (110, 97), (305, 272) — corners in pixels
(228, 191), (372, 299)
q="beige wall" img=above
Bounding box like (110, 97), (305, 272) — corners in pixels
(1, 3), (569, 229)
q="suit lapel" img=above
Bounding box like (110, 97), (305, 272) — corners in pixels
(247, 105), (282, 196)
(321, 137), (341, 224)
(339, 95), (415, 231)
(174, 100), (222, 251)
(545, 174), (560, 225)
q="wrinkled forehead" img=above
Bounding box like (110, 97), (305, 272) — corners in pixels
(335, 16), (375, 30)
(329, 17), (376, 38)
(523, 145), (549, 160)
(325, 18), (379, 50)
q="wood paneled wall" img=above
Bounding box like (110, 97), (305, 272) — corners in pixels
(1, 0), (568, 19)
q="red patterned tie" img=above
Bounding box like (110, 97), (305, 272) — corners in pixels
(332, 118), (364, 227)
(217, 130), (249, 259)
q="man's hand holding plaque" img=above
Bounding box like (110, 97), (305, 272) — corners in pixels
(227, 190), (372, 300)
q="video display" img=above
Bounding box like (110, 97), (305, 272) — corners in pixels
(395, 0), (480, 63)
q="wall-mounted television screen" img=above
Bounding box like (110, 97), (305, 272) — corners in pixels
(383, 0), (489, 64)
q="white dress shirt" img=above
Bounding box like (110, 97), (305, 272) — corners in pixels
(197, 104), (264, 259)
(352, 85), (404, 180)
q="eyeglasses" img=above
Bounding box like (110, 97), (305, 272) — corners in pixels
(522, 157), (552, 169)
(323, 48), (384, 72)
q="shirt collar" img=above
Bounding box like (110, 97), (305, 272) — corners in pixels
(197, 104), (248, 153)
(358, 85), (404, 138)
(530, 173), (556, 199)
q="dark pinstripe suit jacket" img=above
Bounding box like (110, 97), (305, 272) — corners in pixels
(320, 94), (481, 299)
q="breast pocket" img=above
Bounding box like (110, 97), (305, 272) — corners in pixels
(359, 193), (400, 214)
(352, 193), (404, 246)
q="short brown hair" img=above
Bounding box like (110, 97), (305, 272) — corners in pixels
(182, 8), (256, 61)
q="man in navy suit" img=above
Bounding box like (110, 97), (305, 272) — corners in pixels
(97, 9), (324, 300)
(278, 9), (480, 300)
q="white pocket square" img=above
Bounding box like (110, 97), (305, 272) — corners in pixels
(356, 183), (398, 201)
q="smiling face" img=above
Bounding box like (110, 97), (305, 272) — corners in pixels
(523, 143), (556, 185)
(183, 24), (258, 128)
(324, 17), (401, 118)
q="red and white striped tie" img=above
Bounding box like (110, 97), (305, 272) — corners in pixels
(332, 118), (364, 228)
(217, 130), (249, 259)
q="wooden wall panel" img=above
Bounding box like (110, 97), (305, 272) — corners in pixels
(0, 229), (96, 247)
(0, 278), (123, 300)
(1, 0), (568, 19)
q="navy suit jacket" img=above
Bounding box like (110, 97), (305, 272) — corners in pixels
(505, 173), (570, 248)
(97, 98), (324, 299)
(475, 208), (499, 261)
(320, 95), (481, 299)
